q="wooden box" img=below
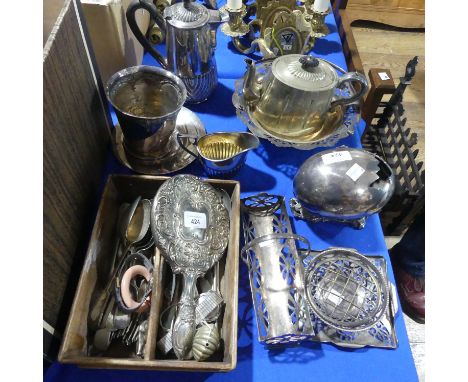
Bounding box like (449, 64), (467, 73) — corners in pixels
(58, 174), (240, 372)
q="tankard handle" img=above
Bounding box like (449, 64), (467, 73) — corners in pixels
(126, 0), (168, 68)
(330, 72), (369, 108)
(176, 133), (199, 159)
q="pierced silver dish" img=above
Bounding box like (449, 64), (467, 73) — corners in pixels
(304, 248), (389, 332)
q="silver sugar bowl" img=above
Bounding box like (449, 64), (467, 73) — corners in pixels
(242, 55), (368, 137)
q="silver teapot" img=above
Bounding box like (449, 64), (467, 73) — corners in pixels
(242, 54), (368, 137)
(127, 0), (228, 103)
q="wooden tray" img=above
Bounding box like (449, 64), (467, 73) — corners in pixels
(58, 174), (240, 372)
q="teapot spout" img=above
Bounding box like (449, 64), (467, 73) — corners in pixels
(243, 59), (261, 106)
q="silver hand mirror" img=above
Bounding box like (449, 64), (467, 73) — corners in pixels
(151, 175), (230, 359)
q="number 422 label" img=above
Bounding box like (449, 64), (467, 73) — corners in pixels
(184, 211), (207, 229)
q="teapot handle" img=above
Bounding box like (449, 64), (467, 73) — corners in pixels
(176, 133), (199, 159)
(330, 72), (369, 108)
(126, 0), (168, 69)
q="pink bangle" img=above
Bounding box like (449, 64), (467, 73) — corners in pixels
(121, 265), (152, 312)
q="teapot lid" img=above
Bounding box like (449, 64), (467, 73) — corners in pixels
(164, 1), (210, 29)
(272, 54), (338, 92)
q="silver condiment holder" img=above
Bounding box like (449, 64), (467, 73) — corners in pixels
(240, 193), (399, 350)
(240, 193), (315, 346)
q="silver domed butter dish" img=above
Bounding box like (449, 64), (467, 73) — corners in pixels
(290, 147), (395, 229)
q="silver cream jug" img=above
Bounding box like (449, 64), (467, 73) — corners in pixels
(127, 0), (227, 103)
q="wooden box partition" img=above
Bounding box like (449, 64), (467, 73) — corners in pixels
(58, 174), (240, 372)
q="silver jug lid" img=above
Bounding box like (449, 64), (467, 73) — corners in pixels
(164, 1), (210, 29)
(272, 54), (338, 92)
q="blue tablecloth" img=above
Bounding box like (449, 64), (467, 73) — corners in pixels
(45, 2), (418, 381)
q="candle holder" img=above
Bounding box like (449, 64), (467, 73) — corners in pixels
(264, 10), (313, 56)
(220, 4), (250, 37)
(307, 6), (331, 39)
(149, 23), (164, 45)
(222, 0), (330, 57)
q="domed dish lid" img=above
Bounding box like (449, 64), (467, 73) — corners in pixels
(293, 147), (395, 219)
(271, 54), (338, 92)
(304, 248), (389, 331)
(164, 1), (210, 29)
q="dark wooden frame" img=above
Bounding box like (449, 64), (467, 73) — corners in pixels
(361, 58), (425, 236)
(44, 0), (112, 343)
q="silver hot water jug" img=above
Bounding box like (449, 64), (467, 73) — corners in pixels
(127, 0), (227, 103)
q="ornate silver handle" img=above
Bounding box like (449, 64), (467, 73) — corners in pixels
(233, 37), (276, 59)
(172, 272), (198, 359)
(330, 72), (369, 108)
(126, 0), (168, 68)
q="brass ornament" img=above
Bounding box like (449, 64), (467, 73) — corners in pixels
(256, 0), (297, 32)
(264, 10), (313, 56)
(226, 0), (330, 57)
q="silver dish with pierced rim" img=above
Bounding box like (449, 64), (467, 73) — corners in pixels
(232, 56), (364, 150)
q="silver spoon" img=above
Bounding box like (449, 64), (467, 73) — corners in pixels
(196, 187), (231, 323)
(89, 198), (151, 330)
(114, 197), (151, 267)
